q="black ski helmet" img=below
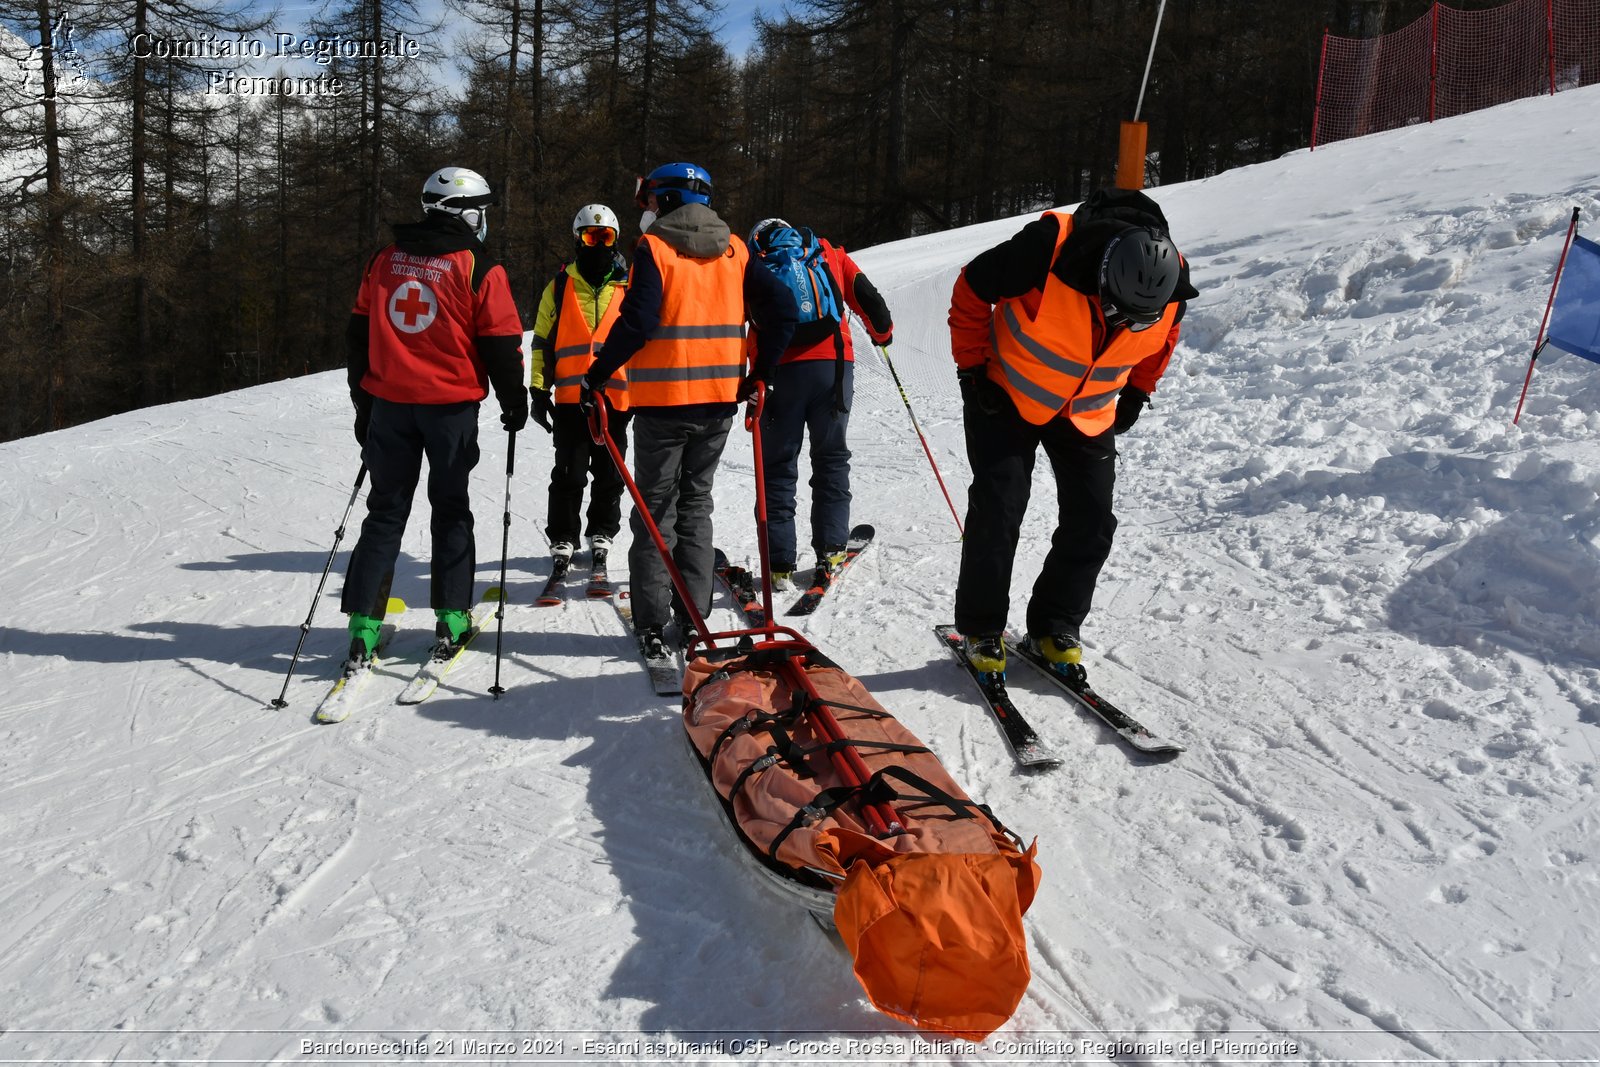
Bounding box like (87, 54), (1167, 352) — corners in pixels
(1098, 226), (1180, 329)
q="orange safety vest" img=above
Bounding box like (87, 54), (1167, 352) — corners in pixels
(550, 274), (629, 411)
(987, 212), (1178, 433)
(627, 233), (750, 408)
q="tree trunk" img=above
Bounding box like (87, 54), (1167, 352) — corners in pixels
(132, 0), (152, 406)
(883, 0), (910, 238)
(34, 0), (67, 429)
(531, 0), (544, 164)
(499, 0), (521, 244)
(641, 0), (657, 160)
(367, 0), (385, 246)
(274, 96), (288, 381)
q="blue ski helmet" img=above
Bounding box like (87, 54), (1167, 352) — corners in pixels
(634, 162), (713, 213)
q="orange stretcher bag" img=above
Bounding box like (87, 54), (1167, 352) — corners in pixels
(682, 644), (1041, 1041)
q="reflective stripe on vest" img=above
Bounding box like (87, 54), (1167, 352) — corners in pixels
(652, 324), (746, 340)
(988, 211), (1175, 432)
(551, 275), (628, 409)
(628, 233), (750, 408)
(627, 363), (747, 383)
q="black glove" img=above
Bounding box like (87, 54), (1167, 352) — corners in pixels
(352, 394), (372, 446)
(958, 367), (1005, 416)
(736, 374), (769, 404)
(530, 387), (555, 433)
(499, 389), (529, 433)
(578, 377), (601, 416)
(1113, 386), (1150, 435)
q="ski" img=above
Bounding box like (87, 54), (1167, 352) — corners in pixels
(1007, 631), (1185, 754)
(933, 625), (1060, 770)
(714, 548), (768, 628)
(396, 588), (504, 705)
(535, 557), (572, 607)
(586, 548), (614, 599)
(786, 523), (874, 617)
(314, 622), (398, 725)
(613, 591), (684, 697)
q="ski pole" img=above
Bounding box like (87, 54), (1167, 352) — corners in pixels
(877, 345), (964, 536)
(490, 430), (516, 699)
(270, 463), (367, 708)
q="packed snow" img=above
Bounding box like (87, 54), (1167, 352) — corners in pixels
(3, 87), (1599, 1065)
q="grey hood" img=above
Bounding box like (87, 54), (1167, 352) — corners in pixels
(647, 202), (732, 259)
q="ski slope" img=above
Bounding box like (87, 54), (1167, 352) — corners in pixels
(3, 87), (1599, 1064)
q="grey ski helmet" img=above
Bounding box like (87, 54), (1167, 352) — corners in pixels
(1098, 226), (1179, 330)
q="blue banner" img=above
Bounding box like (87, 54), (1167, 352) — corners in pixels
(1548, 234), (1600, 364)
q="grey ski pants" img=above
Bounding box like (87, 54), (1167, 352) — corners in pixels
(626, 413), (733, 632)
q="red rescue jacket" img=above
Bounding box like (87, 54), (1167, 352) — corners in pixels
(353, 236), (523, 405)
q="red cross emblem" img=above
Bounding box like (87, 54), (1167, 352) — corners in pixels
(388, 281), (437, 334)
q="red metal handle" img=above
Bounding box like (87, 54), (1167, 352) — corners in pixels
(587, 399), (715, 647)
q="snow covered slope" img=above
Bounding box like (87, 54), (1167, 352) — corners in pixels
(3, 86), (1599, 1063)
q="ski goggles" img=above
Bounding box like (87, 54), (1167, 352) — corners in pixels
(1100, 297), (1162, 332)
(634, 173), (712, 208)
(579, 227), (617, 247)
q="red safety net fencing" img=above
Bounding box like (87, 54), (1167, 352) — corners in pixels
(1312, 0), (1600, 148)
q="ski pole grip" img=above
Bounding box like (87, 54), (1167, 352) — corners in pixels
(505, 430), (516, 476)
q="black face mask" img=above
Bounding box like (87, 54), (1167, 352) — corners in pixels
(574, 243), (615, 283)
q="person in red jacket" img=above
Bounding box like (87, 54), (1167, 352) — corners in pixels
(746, 218), (893, 590)
(948, 188), (1198, 679)
(341, 166), (527, 671)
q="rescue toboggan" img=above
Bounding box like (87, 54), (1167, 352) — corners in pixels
(590, 389), (1040, 1041)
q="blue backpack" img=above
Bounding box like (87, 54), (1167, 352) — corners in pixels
(750, 223), (849, 412)
(753, 224), (842, 327)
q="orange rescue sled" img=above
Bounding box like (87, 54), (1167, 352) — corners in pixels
(681, 635), (1041, 1041)
(588, 391), (1040, 1040)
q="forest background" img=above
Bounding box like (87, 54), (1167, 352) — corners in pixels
(0, 0), (1506, 441)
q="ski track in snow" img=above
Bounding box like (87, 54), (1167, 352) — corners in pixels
(3, 87), (1600, 1063)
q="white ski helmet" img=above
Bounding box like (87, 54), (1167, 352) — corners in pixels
(572, 204), (620, 238)
(747, 217), (792, 248)
(420, 166), (494, 240)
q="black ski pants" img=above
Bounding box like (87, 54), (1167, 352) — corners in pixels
(545, 403), (631, 547)
(342, 397), (481, 617)
(953, 388), (1118, 640)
